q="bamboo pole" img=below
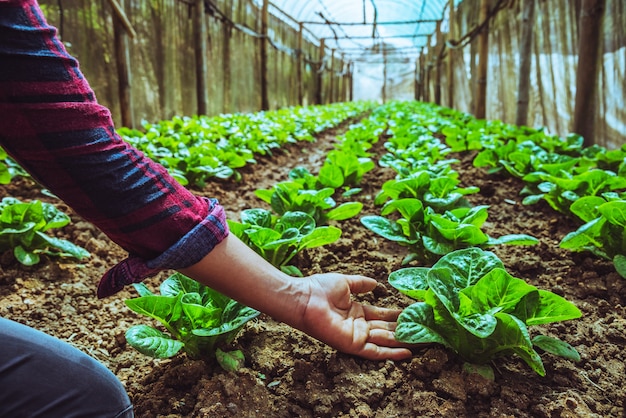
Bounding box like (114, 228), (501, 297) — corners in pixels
(112, 0), (133, 127)
(447, 0), (455, 108)
(260, 0), (269, 110)
(223, 24), (232, 113)
(515, 0), (535, 126)
(329, 48), (335, 103)
(572, 0), (604, 146)
(474, 0), (489, 119)
(194, 0), (208, 115)
(434, 20), (442, 105)
(382, 47), (388, 103)
(296, 23), (304, 105)
(315, 38), (325, 105)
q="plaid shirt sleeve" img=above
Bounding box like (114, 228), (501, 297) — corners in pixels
(0, 0), (229, 297)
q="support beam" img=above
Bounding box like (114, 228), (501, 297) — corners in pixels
(315, 38), (325, 105)
(515, 0), (535, 126)
(113, 0), (134, 127)
(572, 0), (604, 146)
(446, 0), (455, 108)
(194, 0), (208, 115)
(296, 23), (304, 105)
(260, 0), (269, 110)
(474, 0), (489, 119)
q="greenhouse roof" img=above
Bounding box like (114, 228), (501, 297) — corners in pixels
(265, 0), (464, 61)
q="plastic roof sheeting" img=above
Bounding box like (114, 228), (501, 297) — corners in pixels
(266, 0), (463, 60)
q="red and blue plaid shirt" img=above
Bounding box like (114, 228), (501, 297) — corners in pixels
(0, 0), (229, 297)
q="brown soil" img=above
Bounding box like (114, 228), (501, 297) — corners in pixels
(1, 118), (625, 418)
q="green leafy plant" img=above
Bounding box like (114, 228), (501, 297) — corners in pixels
(361, 199), (537, 264)
(0, 147), (29, 185)
(375, 171), (480, 213)
(125, 273), (260, 371)
(228, 209), (341, 276)
(521, 169), (626, 214)
(560, 197), (626, 278)
(0, 197), (89, 265)
(389, 248), (582, 376)
(255, 181), (362, 226)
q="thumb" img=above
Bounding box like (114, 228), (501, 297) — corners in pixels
(345, 274), (378, 295)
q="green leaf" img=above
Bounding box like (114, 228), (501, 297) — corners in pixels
(326, 201), (363, 221)
(216, 348), (246, 372)
(486, 234), (539, 246)
(395, 302), (448, 345)
(361, 215), (418, 244)
(613, 254), (626, 279)
(125, 325), (184, 358)
(14, 245), (39, 266)
(388, 267), (430, 300)
(532, 335), (580, 361)
(524, 290), (582, 325)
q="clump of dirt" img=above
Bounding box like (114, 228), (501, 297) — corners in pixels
(1, 118), (625, 417)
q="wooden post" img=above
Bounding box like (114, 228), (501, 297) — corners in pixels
(434, 20), (442, 105)
(515, 0), (535, 126)
(315, 38), (325, 105)
(474, 0), (489, 119)
(382, 47), (388, 103)
(348, 62), (354, 102)
(572, 0), (604, 146)
(260, 0), (269, 110)
(424, 36), (432, 102)
(329, 49), (335, 103)
(296, 23), (304, 105)
(414, 56), (420, 101)
(223, 25), (232, 113)
(112, 0), (134, 127)
(447, 0), (455, 108)
(194, 0), (208, 115)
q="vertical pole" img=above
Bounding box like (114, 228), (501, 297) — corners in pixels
(296, 23), (304, 105)
(424, 36), (432, 102)
(260, 0), (269, 110)
(113, 0), (134, 127)
(382, 46), (387, 103)
(447, 0), (455, 108)
(194, 0), (208, 115)
(434, 20), (442, 105)
(315, 38), (325, 105)
(223, 25), (232, 113)
(348, 62), (354, 102)
(474, 0), (489, 119)
(329, 48), (335, 103)
(515, 0), (535, 126)
(414, 56), (419, 101)
(572, 0), (604, 146)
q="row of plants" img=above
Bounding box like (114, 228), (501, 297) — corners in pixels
(124, 104), (381, 369)
(356, 101), (582, 376)
(117, 101), (376, 187)
(437, 102), (626, 278)
(360, 102), (538, 265)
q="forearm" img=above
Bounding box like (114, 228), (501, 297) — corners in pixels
(179, 234), (308, 328)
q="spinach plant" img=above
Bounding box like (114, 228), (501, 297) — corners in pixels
(255, 181), (362, 226)
(228, 209), (341, 276)
(361, 199), (537, 264)
(560, 197), (626, 278)
(0, 197), (90, 266)
(390, 248), (582, 376)
(125, 272), (260, 371)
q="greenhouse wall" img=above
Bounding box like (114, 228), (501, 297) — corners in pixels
(37, 0), (350, 127)
(424, 0), (625, 149)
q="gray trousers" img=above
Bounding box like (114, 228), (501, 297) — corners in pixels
(0, 317), (133, 417)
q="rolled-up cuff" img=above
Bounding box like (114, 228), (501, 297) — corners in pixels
(97, 198), (229, 298)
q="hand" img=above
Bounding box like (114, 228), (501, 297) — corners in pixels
(293, 273), (413, 361)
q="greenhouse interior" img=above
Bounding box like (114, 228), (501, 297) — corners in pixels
(0, 0), (625, 417)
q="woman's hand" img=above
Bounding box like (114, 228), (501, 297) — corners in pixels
(181, 234), (413, 361)
(293, 273), (413, 361)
